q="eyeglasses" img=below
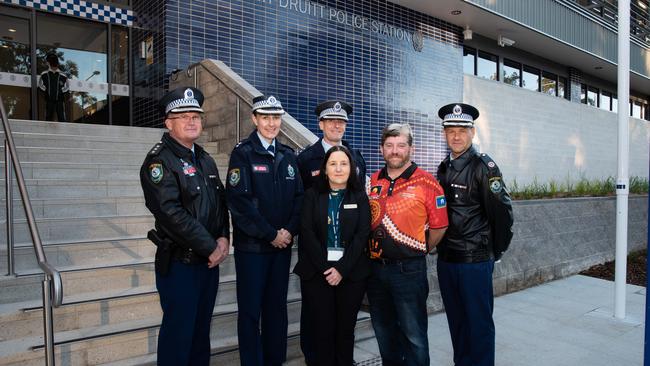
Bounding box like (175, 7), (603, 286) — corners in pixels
(167, 114), (203, 123)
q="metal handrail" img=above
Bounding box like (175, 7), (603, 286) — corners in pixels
(183, 62), (307, 149)
(1, 96), (62, 366)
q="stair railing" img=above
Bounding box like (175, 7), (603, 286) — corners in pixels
(0, 96), (63, 366)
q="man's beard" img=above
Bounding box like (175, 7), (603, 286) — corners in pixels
(385, 153), (410, 169)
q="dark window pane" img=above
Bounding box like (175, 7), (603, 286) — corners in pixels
(541, 71), (557, 96)
(111, 26), (129, 84)
(111, 96), (130, 125)
(612, 95), (618, 112)
(522, 65), (540, 91)
(0, 15), (30, 74)
(581, 84), (587, 104)
(69, 92), (109, 124)
(503, 59), (520, 87)
(600, 91), (611, 111)
(0, 85), (30, 119)
(463, 47), (476, 75)
(587, 87), (598, 107)
(558, 77), (567, 99)
(477, 51), (498, 81)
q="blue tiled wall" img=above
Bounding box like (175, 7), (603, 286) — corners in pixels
(162, 0), (463, 173)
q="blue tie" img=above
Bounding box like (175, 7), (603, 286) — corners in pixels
(267, 144), (275, 155)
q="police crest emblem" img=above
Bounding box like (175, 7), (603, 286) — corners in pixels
(287, 164), (295, 178)
(489, 177), (502, 193)
(149, 163), (163, 184)
(229, 168), (241, 187)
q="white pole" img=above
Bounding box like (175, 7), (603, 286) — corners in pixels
(614, 0), (630, 320)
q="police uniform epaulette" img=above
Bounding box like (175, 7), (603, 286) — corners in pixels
(147, 142), (164, 156)
(478, 153), (499, 175)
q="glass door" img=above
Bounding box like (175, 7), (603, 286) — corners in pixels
(0, 11), (32, 119)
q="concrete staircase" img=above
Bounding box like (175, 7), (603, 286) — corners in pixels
(0, 120), (373, 365)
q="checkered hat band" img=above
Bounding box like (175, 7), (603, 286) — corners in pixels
(319, 108), (349, 121)
(444, 113), (474, 122)
(165, 98), (201, 114)
(252, 99), (283, 112)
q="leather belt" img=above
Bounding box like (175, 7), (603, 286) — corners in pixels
(172, 247), (206, 265)
(437, 248), (492, 263)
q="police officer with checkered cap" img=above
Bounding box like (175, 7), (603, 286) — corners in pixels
(226, 95), (303, 365)
(436, 102), (513, 366)
(140, 86), (230, 366)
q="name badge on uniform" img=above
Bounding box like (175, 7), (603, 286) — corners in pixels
(252, 164), (269, 173)
(327, 248), (344, 261)
(343, 204), (357, 209)
(311, 170), (320, 177)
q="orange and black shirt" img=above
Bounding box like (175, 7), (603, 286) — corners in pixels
(367, 163), (448, 259)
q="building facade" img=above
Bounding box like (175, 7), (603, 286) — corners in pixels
(1, 0), (649, 181)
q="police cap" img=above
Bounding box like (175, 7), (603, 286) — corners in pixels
(438, 103), (479, 128)
(252, 95), (285, 115)
(315, 100), (352, 121)
(159, 87), (204, 115)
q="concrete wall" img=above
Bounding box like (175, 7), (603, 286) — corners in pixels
(425, 195), (648, 312)
(464, 75), (650, 186)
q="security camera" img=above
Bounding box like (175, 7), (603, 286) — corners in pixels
(498, 35), (515, 47)
(463, 27), (473, 40)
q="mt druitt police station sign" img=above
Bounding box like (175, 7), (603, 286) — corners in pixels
(257, 0), (424, 51)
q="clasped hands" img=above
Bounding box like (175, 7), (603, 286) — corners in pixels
(207, 236), (229, 268)
(271, 228), (292, 248)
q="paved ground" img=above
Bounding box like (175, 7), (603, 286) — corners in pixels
(294, 275), (647, 365)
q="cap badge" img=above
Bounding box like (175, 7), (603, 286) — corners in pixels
(268, 96), (277, 104)
(452, 104), (462, 115)
(184, 88), (194, 99)
(334, 102), (342, 112)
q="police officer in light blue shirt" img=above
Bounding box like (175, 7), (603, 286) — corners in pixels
(226, 95), (304, 366)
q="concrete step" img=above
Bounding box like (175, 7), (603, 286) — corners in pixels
(0, 161), (141, 180)
(0, 237), (153, 274)
(0, 146), (151, 164)
(1, 132), (162, 151)
(0, 252), (298, 305)
(0, 179), (142, 199)
(0, 196), (147, 221)
(0, 297), (372, 366)
(0, 214), (153, 245)
(5, 119), (166, 140)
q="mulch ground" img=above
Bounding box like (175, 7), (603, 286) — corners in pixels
(580, 249), (647, 287)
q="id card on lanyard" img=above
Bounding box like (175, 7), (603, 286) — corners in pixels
(327, 191), (345, 261)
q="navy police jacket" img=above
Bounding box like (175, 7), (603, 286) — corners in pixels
(297, 139), (366, 191)
(226, 131), (304, 253)
(437, 146), (514, 262)
(140, 132), (230, 259)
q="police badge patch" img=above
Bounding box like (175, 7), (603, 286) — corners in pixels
(287, 164), (295, 178)
(489, 177), (502, 193)
(229, 168), (241, 187)
(149, 163), (163, 184)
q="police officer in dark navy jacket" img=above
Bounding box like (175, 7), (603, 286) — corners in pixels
(140, 87), (230, 366)
(226, 95), (303, 366)
(297, 100), (366, 191)
(296, 99), (366, 363)
(436, 103), (514, 366)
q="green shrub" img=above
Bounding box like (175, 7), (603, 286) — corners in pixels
(508, 176), (648, 200)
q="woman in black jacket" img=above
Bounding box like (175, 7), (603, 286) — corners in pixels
(294, 145), (371, 366)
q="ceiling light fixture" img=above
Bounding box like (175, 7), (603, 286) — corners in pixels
(8, 28), (16, 33)
(451, 10), (462, 15)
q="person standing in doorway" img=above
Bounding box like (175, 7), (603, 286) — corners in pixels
(38, 52), (69, 122)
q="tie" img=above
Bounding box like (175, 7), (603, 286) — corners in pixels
(267, 144), (275, 155)
(191, 150), (197, 166)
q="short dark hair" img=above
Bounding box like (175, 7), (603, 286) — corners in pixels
(313, 145), (362, 193)
(380, 123), (413, 146)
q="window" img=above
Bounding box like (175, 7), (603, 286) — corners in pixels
(522, 65), (540, 92)
(632, 101), (643, 118)
(558, 77), (567, 99)
(463, 47), (476, 75)
(600, 91), (612, 111)
(581, 84), (587, 104)
(587, 87), (598, 107)
(612, 95), (618, 113)
(503, 59), (521, 87)
(477, 51), (498, 81)
(541, 71), (557, 96)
